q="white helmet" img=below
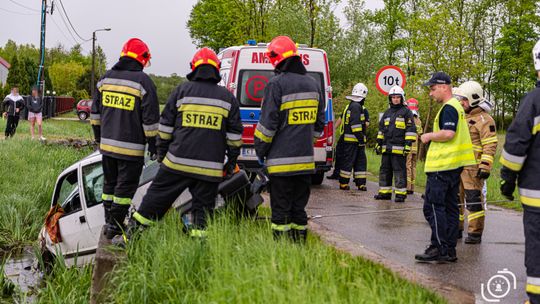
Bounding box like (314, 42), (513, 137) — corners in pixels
(388, 85), (405, 103)
(533, 39), (540, 71)
(478, 99), (494, 113)
(346, 83), (368, 102)
(455, 81), (485, 107)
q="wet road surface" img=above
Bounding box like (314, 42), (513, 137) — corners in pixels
(308, 178), (527, 304)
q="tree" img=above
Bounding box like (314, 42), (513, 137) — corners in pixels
(49, 61), (85, 95)
(6, 56), (29, 94)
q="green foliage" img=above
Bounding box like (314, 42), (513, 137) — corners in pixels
(0, 119), (93, 255)
(49, 61), (86, 96)
(149, 73), (186, 103)
(5, 56), (30, 95)
(95, 213), (445, 303)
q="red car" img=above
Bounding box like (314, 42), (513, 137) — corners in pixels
(76, 99), (93, 120)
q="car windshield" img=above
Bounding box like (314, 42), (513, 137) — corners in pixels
(236, 70), (324, 107)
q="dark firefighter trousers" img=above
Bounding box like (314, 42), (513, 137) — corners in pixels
(5, 115), (20, 138)
(137, 168), (219, 229)
(269, 174), (311, 231)
(378, 153), (407, 198)
(423, 168), (463, 256)
(524, 205), (540, 303)
(102, 155), (144, 228)
(338, 143), (367, 186)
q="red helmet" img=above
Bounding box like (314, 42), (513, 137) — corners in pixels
(406, 98), (419, 111)
(121, 38), (151, 67)
(266, 36), (299, 67)
(190, 47), (221, 72)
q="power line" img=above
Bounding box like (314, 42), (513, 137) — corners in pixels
(0, 6), (38, 15)
(56, 0), (90, 41)
(54, 1), (83, 44)
(7, 0), (41, 12)
(50, 14), (78, 45)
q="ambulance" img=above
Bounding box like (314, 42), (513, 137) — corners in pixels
(218, 41), (334, 185)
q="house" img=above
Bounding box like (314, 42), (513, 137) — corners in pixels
(0, 56), (10, 85)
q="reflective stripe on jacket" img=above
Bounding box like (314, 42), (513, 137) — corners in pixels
(254, 72), (325, 176)
(378, 104), (416, 155)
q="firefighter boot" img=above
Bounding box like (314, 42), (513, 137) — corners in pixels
(339, 184), (350, 190)
(394, 194), (406, 203)
(357, 185), (367, 191)
(407, 190), (414, 195)
(106, 205), (130, 239)
(464, 234), (482, 244)
(289, 228), (308, 244)
(374, 193), (392, 200)
(273, 230), (288, 240)
(111, 216), (148, 248)
(102, 200), (112, 234)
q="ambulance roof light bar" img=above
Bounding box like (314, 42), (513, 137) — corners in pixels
(247, 39), (257, 46)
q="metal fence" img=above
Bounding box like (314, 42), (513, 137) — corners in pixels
(20, 96), (75, 119)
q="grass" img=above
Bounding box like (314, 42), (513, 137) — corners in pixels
(36, 212), (444, 304)
(364, 133), (522, 211)
(0, 118), (93, 255)
(0, 115), (93, 140)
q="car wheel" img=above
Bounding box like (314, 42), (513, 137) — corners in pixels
(78, 111), (88, 120)
(311, 172), (325, 185)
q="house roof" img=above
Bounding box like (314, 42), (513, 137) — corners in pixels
(0, 56), (11, 69)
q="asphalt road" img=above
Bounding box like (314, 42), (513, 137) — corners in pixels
(307, 178), (527, 304)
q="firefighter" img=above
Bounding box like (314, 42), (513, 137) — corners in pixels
(453, 81), (497, 245)
(90, 38), (160, 239)
(374, 86), (416, 203)
(327, 101), (369, 180)
(405, 98), (423, 194)
(499, 39), (540, 304)
(254, 36), (325, 242)
(124, 47), (243, 238)
(415, 72), (476, 263)
(338, 83), (369, 190)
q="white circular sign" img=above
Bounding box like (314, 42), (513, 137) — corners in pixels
(375, 65), (406, 95)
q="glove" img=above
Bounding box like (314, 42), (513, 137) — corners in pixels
(224, 155), (238, 179)
(147, 137), (157, 160)
(500, 166), (518, 201)
(257, 157), (265, 167)
(476, 168), (490, 179)
(500, 180), (516, 201)
(403, 145), (411, 155)
(374, 144), (382, 155)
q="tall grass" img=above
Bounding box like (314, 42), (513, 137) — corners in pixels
(93, 213), (446, 304)
(364, 133), (521, 210)
(35, 257), (92, 304)
(0, 119), (93, 255)
(0, 117), (93, 140)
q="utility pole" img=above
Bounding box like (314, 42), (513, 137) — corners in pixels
(37, 0), (47, 96)
(91, 28), (111, 99)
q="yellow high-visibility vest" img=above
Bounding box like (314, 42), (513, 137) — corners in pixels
(424, 98), (476, 172)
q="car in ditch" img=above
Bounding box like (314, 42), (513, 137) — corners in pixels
(38, 151), (264, 266)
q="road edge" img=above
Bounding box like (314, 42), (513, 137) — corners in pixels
(309, 220), (475, 304)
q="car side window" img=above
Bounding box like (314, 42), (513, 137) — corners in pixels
(82, 162), (104, 208)
(54, 170), (81, 215)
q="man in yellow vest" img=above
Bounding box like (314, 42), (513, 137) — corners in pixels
(415, 72), (476, 263)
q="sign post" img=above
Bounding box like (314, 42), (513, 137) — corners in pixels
(375, 65), (406, 96)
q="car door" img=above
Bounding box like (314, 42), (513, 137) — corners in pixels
(80, 160), (106, 241)
(54, 166), (96, 259)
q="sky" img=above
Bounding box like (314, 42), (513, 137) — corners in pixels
(0, 0), (384, 76)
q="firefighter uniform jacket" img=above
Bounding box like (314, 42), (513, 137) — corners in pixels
(157, 80), (243, 183)
(254, 72), (325, 176)
(342, 101), (367, 145)
(377, 104), (416, 154)
(91, 58), (160, 161)
(500, 81), (540, 208)
(466, 107), (498, 172)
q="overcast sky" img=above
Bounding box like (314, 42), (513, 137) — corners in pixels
(0, 0), (384, 76)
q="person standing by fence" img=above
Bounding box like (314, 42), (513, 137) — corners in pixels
(27, 86), (45, 140)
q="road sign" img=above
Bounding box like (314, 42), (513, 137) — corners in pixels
(375, 65), (406, 96)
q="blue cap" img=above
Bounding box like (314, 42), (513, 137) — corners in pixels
(423, 71), (452, 86)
